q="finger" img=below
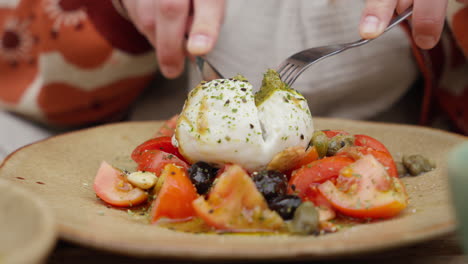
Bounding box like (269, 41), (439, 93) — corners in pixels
(360, 0), (399, 39)
(187, 0), (225, 55)
(412, 0), (447, 49)
(136, 0), (157, 45)
(396, 0), (413, 14)
(155, 0), (190, 79)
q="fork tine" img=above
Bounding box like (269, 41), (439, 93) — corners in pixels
(282, 65), (301, 86)
(276, 61), (289, 76)
(287, 67), (307, 87)
(279, 63), (295, 82)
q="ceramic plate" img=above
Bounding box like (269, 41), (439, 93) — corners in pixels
(0, 179), (56, 264)
(0, 118), (465, 260)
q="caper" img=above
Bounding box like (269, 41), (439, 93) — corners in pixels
(327, 134), (355, 156)
(311, 131), (329, 158)
(402, 155), (436, 176)
(396, 161), (408, 177)
(288, 201), (319, 235)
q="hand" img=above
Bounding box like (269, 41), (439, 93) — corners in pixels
(359, 0), (450, 50)
(122, 0), (225, 79)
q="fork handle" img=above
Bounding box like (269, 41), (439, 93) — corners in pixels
(385, 7), (413, 34)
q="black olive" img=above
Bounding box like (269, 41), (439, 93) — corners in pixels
(188, 162), (219, 195)
(252, 170), (288, 201)
(268, 195), (302, 220)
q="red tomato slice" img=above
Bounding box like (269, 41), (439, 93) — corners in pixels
(155, 115), (178, 137)
(93, 161), (148, 207)
(354, 134), (391, 155)
(131, 136), (184, 163)
(337, 146), (398, 178)
(193, 164), (284, 232)
(150, 164), (198, 223)
(289, 156), (354, 199)
(318, 155), (408, 219)
(322, 130), (350, 138)
(137, 150), (189, 176)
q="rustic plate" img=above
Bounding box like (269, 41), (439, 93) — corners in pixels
(0, 118), (465, 260)
(0, 179), (56, 264)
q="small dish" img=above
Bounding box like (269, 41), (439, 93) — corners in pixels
(0, 179), (56, 264)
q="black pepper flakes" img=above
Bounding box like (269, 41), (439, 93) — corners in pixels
(240, 88), (247, 92)
(250, 124), (254, 129)
(300, 134), (304, 140)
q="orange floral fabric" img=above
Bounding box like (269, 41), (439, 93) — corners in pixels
(0, 0), (156, 127)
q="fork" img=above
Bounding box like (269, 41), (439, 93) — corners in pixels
(277, 8), (413, 87)
(193, 56), (224, 81)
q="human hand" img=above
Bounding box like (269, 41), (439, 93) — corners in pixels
(359, 0), (453, 50)
(122, 0), (225, 79)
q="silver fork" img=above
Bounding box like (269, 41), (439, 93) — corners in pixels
(193, 56), (224, 81)
(277, 8), (413, 87)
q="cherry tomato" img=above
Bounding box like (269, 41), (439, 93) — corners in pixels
(93, 161), (148, 207)
(192, 164), (284, 232)
(150, 164), (198, 223)
(318, 155), (408, 219)
(131, 136), (184, 163)
(154, 115), (178, 137)
(354, 134), (391, 155)
(137, 150), (189, 177)
(336, 146), (398, 178)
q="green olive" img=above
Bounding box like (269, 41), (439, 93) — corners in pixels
(311, 131), (329, 158)
(327, 135), (355, 156)
(396, 161), (408, 177)
(402, 155), (436, 176)
(288, 201), (319, 235)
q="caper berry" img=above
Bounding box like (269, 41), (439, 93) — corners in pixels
(288, 201), (319, 235)
(327, 134), (355, 156)
(311, 131), (329, 158)
(402, 155), (435, 176)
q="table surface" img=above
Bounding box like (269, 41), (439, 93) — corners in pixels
(47, 233), (466, 264)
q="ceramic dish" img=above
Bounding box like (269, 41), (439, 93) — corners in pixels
(0, 179), (56, 264)
(0, 118), (464, 260)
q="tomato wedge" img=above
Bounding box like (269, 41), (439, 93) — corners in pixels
(193, 164), (285, 232)
(150, 164), (198, 223)
(131, 136), (184, 163)
(318, 155), (408, 219)
(289, 156), (354, 199)
(337, 146), (398, 178)
(155, 115), (178, 137)
(354, 134), (391, 155)
(137, 150), (189, 176)
(93, 161), (148, 207)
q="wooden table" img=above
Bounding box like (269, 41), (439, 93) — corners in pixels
(46, 233), (466, 264)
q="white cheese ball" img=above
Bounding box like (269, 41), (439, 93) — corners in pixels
(175, 77), (313, 171)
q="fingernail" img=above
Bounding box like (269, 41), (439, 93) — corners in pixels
(361, 16), (380, 37)
(162, 65), (181, 79)
(188, 34), (212, 54)
(415, 35), (436, 50)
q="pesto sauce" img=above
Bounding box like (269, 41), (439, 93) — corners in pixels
(254, 69), (301, 106)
